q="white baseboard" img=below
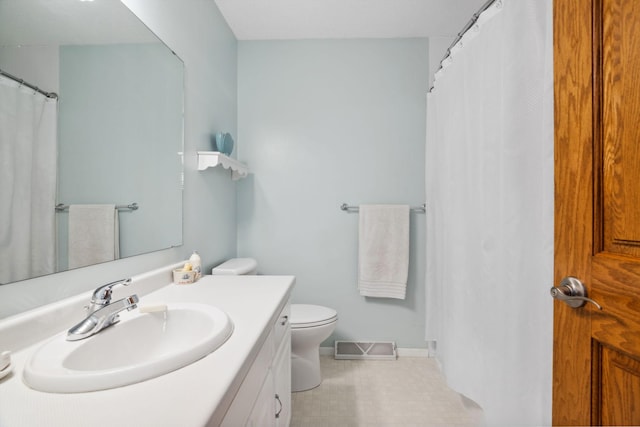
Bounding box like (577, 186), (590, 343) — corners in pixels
(397, 347), (430, 357)
(319, 346), (334, 356)
(320, 346), (430, 358)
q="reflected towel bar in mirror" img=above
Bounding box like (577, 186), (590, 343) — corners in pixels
(55, 203), (139, 212)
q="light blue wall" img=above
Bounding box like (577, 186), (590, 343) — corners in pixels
(96, 0), (240, 274)
(57, 43), (183, 270)
(0, 0), (239, 318)
(237, 39), (428, 347)
(101, 0), (241, 274)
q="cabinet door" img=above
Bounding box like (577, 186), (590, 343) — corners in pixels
(274, 329), (291, 427)
(247, 370), (276, 427)
(220, 330), (274, 427)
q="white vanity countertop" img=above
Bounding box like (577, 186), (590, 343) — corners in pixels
(0, 275), (295, 427)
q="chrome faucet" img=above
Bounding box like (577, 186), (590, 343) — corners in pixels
(67, 278), (139, 341)
(86, 278), (132, 313)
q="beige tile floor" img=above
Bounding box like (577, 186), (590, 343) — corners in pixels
(290, 355), (483, 427)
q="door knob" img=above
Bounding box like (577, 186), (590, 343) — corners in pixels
(550, 276), (602, 310)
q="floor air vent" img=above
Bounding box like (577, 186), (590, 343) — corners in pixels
(334, 341), (397, 360)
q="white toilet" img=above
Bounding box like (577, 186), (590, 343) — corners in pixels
(289, 303), (337, 391)
(212, 258), (338, 392)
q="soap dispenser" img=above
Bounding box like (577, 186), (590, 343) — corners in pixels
(189, 251), (202, 280)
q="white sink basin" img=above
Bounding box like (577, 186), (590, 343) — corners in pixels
(23, 303), (233, 393)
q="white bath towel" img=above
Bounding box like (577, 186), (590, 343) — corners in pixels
(68, 205), (120, 269)
(358, 204), (410, 299)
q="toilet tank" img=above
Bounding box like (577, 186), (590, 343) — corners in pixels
(211, 258), (258, 275)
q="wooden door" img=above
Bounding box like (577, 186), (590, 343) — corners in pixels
(554, 0), (640, 424)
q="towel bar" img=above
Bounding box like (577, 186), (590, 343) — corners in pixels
(55, 203), (139, 212)
(340, 203), (425, 213)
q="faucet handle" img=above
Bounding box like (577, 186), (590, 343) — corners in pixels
(91, 278), (132, 307)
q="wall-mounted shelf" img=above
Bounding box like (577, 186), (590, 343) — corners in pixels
(197, 151), (248, 180)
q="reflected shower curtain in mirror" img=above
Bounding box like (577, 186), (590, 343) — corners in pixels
(426, 0), (553, 425)
(0, 75), (57, 283)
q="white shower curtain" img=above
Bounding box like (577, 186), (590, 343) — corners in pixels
(0, 75), (58, 283)
(425, 1), (553, 425)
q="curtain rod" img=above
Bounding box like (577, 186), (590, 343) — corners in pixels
(429, 0), (499, 92)
(0, 68), (58, 99)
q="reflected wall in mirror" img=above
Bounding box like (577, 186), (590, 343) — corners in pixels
(0, 0), (184, 284)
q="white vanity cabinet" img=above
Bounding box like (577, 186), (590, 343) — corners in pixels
(273, 325), (292, 426)
(222, 302), (291, 427)
(0, 273), (296, 427)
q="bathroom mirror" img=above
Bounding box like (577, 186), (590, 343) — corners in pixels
(0, 0), (184, 284)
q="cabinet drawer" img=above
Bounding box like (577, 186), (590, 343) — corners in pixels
(273, 302), (290, 351)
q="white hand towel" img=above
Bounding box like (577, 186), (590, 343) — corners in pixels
(68, 205), (119, 269)
(358, 204), (410, 299)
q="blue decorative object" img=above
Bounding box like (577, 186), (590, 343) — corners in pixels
(214, 132), (224, 151)
(214, 132), (234, 156)
(222, 133), (234, 156)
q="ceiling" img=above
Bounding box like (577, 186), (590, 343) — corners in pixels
(1, 0), (489, 46)
(213, 0), (488, 40)
(0, 0), (157, 46)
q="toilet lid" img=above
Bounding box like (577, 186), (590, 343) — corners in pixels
(211, 258), (257, 275)
(290, 304), (337, 329)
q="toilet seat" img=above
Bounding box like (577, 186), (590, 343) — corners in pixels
(290, 304), (337, 329)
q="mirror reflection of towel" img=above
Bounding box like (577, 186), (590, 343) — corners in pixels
(68, 205), (119, 269)
(358, 205), (410, 299)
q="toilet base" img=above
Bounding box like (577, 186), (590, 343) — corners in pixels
(291, 348), (322, 392)
(289, 307), (337, 393)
